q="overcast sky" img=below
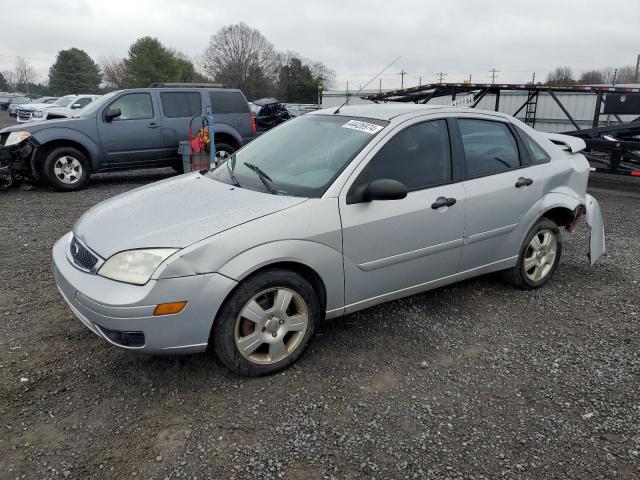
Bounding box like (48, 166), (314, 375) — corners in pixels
(1, 0), (638, 90)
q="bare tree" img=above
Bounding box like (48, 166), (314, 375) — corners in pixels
(100, 56), (128, 89)
(615, 65), (636, 84)
(15, 57), (37, 92)
(202, 23), (279, 97)
(545, 66), (576, 85)
(579, 69), (605, 84)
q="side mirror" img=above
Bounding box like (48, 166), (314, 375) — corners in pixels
(104, 107), (121, 121)
(71, 103), (82, 109)
(362, 179), (408, 202)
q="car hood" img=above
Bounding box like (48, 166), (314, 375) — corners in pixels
(0, 116), (93, 134)
(16, 103), (49, 110)
(73, 174), (308, 258)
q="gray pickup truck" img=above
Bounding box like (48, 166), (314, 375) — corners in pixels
(0, 84), (256, 191)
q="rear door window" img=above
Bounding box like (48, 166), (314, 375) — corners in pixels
(209, 91), (250, 114)
(458, 119), (520, 178)
(160, 92), (201, 118)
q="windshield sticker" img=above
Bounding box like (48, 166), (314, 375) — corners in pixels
(342, 120), (383, 134)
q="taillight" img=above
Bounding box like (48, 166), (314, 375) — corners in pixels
(251, 113), (257, 134)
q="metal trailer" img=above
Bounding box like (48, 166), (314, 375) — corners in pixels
(362, 83), (640, 177)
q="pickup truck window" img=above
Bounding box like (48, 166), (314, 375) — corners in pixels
(160, 92), (201, 118)
(209, 91), (249, 114)
(110, 93), (154, 120)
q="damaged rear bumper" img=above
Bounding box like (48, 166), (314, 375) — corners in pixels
(585, 194), (605, 265)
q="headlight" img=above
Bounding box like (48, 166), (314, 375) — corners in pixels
(98, 248), (178, 285)
(5, 131), (31, 146)
(32, 110), (43, 118)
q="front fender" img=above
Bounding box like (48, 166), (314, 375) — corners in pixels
(217, 240), (345, 315)
(32, 128), (102, 169)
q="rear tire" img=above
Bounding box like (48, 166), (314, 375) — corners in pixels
(503, 218), (562, 290)
(214, 142), (235, 166)
(211, 269), (320, 377)
(43, 147), (90, 191)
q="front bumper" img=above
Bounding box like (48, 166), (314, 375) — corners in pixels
(52, 232), (238, 354)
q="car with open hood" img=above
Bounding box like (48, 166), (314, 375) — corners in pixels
(52, 104), (605, 376)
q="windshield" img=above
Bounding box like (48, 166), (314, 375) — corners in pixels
(53, 96), (75, 107)
(78, 91), (118, 118)
(207, 114), (388, 197)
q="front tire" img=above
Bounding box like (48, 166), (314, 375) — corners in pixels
(503, 218), (562, 289)
(214, 142), (235, 166)
(211, 269), (320, 377)
(43, 147), (90, 191)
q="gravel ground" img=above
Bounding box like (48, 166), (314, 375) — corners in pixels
(0, 166), (639, 480)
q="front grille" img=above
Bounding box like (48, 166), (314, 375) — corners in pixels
(70, 236), (99, 271)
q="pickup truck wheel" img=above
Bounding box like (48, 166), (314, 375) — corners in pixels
(503, 218), (562, 290)
(211, 269), (320, 377)
(214, 142), (235, 165)
(43, 147), (90, 191)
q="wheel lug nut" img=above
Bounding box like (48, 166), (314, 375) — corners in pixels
(279, 319), (284, 325)
(271, 332), (277, 338)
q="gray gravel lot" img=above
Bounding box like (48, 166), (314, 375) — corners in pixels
(0, 163), (639, 479)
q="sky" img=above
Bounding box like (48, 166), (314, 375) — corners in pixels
(1, 0), (638, 90)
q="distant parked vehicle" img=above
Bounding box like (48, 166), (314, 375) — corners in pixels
(1, 94), (27, 111)
(0, 84), (256, 191)
(251, 97), (291, 132)
(32, 94), (100, 121)
(15, 97), (59, 123)
(8, 97), (32, 117)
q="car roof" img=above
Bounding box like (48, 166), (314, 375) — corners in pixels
(311, 103), (510, 122)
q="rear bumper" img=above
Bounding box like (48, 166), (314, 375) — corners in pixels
(52, 232), (238, 354)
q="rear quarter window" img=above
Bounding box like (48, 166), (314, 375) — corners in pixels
(209, 91), (250, 114)
(516, 127), (551, 164)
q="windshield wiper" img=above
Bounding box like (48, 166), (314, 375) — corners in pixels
(243, 162), (276, 194)
(226, 154), (240, 187)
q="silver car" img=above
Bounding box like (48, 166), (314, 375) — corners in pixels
(52, 105), (605, 376)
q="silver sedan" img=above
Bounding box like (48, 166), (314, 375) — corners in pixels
(52, 104), (604, 376)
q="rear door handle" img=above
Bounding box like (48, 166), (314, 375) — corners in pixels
(515, 177), (533, 188)
(148, 122), (161, 129)
(431, 197), (456, 209)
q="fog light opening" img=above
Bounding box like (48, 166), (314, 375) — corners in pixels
(153, 301), (188, 316)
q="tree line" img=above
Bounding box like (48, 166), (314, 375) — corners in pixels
(545, 65), (638, 85)
(0, 23), (334, 104)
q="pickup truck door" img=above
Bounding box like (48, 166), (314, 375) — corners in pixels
(97, 92), (165, 167)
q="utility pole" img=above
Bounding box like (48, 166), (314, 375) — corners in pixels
(399, 69), (406, 89)
(468, 74), (472, 83)
(435, 72), (447, 84)
(379, 78), (382, 94)
(635, 54), (640, 83)
(346, 81), (349, 105)
(531, 72), (536, 84)
(612, 68), (618, 86)
(490, 68), (500, 84)
(418, 75), (422, 86)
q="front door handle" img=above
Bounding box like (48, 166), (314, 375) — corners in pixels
(515, 177), (533, 188)
(148, 122), (161, 129)
(431, 197), (456, 209)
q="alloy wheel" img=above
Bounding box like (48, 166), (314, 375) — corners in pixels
(524, 229), (557, 282)
(53, 156), (82, 184)
(234, 287), (309, 365)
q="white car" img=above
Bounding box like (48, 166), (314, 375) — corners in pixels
(15, 97), (59, 123)
(30, 94), (99, 121)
